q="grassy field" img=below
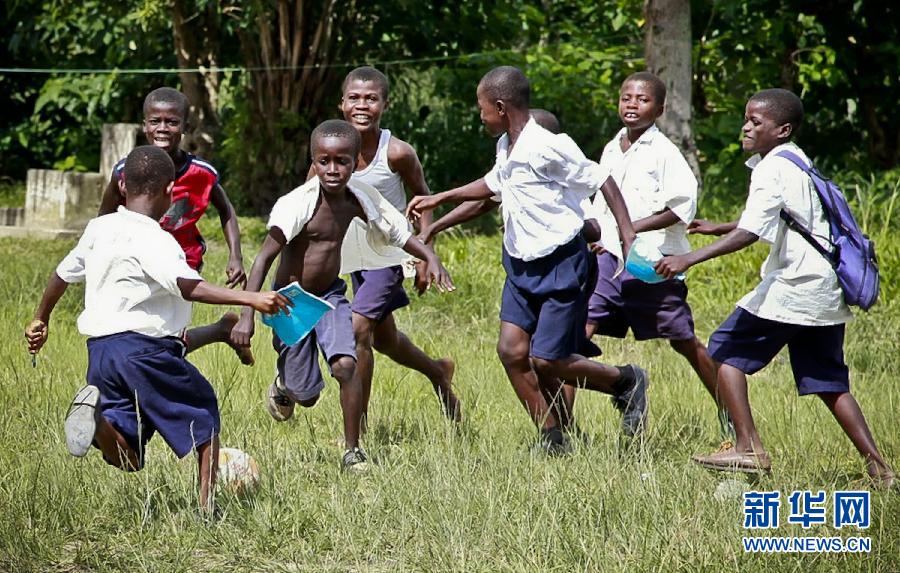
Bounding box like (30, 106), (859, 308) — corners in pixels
(0, 215), (897, 572)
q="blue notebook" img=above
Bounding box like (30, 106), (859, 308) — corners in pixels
(625, 236), (684, 284)
(261, 282), (334, 345)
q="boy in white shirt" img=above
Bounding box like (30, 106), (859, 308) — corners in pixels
(24, 146), (290, 512)
(587, 72), (729, 437)
(231, 120), (453, 471)
(656, 89), (894, 486)
(408, 66), (649, 452)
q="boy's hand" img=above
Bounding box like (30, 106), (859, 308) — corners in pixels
(413, 260), (429, 296)
(252, 291), (292, 315)
(225, 258), (247, 289)
(25, 319), (48, 354)
(687, 219), (720, 235)
(655, 255), (691, 280)
(406, 195), (442, 220)
(230, 314), (255, 348)
(422, 260), (455, 293)
(588, 242), (606, 255)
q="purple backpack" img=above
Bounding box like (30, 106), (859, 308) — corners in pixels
(777, 150), (880, 311)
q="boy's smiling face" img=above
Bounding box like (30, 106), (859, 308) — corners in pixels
(311, 136), (357, 195)
(476, 83), (506, 138)
(143, 102), (185, 155)
(742, 99), (792, 156)
(340, 79), (387, 133)
(618, 80), (663, 133)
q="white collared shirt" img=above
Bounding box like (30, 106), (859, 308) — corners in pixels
(594, 125), (697, 255)
(483, 118), (609, 261)
(736, 142), (852, 326)
(56, 206), (202, 338)
(266, 178), (413, 274)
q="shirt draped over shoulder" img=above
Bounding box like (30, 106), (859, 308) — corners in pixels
(594, 125), (697, 255)
(266, 178), (413, 274)
(56, 206), (202, 338)
(735, 142), (851, 326)
(483, 118), (610, 261)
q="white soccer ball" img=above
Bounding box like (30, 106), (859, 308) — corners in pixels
(217, 447), (260, 495)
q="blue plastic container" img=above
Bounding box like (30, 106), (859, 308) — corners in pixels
(624, 236), (683, 284)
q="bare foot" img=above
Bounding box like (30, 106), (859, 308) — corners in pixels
(868, 464), (895, 490)
(221, 312), (255, 366)
(432, 358), (461, 422)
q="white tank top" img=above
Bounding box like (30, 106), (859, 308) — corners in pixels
(351, 129), (407, 212)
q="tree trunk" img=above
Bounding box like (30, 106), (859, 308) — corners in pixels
(217, 0), (360, 212)
(644, 0), (702, 185)
(171, 0), (221, 160)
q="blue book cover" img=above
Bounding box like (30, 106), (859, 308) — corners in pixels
(261, 282), (334, 345)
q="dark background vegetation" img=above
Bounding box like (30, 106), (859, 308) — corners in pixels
(1, 0), (898, 221)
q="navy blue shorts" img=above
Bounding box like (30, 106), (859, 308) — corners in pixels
(708, 308), (850, 396)
(587, 251), (696, 341)
(273, 278), (357, 402)
(350, 265), (410, 322)
(500, 236), (601, 360)
(86, 332), (220, 460)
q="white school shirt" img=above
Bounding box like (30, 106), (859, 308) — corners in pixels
(483, 118), (610, 262)
(266, 178), (413, 274)
(56, 206), (202, 338)
(735, 142), (852, 326)
(344, 129), (416, 276)
(594, 125), (697, 255)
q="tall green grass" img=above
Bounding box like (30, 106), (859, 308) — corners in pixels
(0, 203), (897, 571)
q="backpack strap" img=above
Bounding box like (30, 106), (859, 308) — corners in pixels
(778, 209), (834, 261)
(775, 150), (811, 172)
(773, 150), (835, 262)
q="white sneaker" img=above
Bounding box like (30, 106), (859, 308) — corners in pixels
(64, 385), (101, 457)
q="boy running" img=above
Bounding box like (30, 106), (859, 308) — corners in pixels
(25, 146), (289, 512)
(408, 67), (649, 453)
(231, 120), (453, 471)
(587, 72), (730, 437)
(655, 89), (894, 486)
(99, 87), (253, 365)
(338, 66), (460, 422)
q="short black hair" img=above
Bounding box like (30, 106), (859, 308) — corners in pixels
(530, 108), (561, 134)
(143, 87), (190, 119)
(342, 66), (390, 99)
(122, 145), (175, 196)
(622, 72), (666, 104)
(749, 88), (804, 132)
(479, 66), (530, 109)
(310, 119), (362, 156)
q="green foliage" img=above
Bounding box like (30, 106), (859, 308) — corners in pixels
(2, 0), (898, 219)
(1, 0), (176, 177)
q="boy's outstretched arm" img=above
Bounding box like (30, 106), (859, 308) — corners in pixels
(599, 176), (637, 256)
(406, 178), (493, 220)
(209, 183), (246, 288)
(25, 273), (70, 354)
(655, 228), (758, 279)
(400, 237), (455, 293)
(633, 208), (681, 234)
(176, 278), (289, 313)
(420, 200), (499, 243)
(231, 229), (288, 347)
(688, 219), (738, 236)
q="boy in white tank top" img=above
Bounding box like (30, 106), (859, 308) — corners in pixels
(337, 66), (460, 424)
